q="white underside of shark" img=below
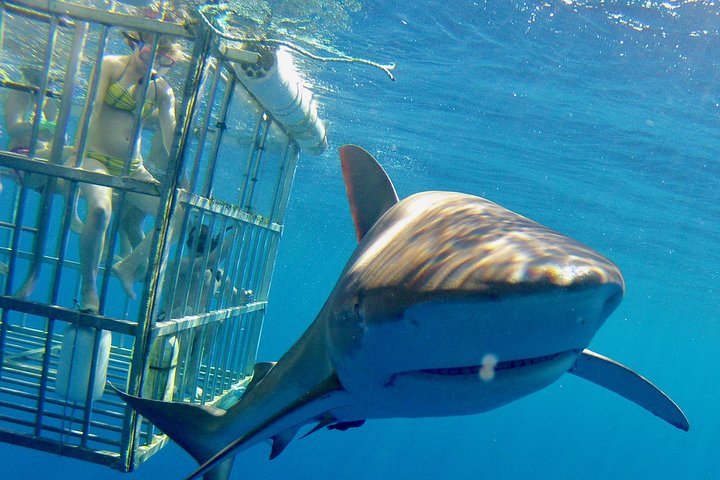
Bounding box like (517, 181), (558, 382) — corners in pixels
(114, 145), (688, 480)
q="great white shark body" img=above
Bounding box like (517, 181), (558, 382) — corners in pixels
(116, 145), (688, 480)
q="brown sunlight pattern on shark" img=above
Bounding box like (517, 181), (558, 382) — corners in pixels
(344, 191), (624, 297)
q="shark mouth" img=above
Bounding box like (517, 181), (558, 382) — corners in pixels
(417, 350), (576, 377)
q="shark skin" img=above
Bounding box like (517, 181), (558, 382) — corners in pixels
(114, 144), (688, 480)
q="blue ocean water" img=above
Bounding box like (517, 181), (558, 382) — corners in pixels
(5, 0), (720, 479)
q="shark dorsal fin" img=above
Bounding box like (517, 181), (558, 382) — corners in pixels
(340, 144), (399, 241)
(569, 349), (689, 431)
(245, 362), (276, 395)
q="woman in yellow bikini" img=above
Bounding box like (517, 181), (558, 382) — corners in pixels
(75, 31), (184, 313)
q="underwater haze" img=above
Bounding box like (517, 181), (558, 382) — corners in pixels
(5, 0), (720, 479)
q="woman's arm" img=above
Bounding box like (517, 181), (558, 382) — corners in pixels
(156, 78), (177, 158)
(4, 90), (33, 138)
(75, 55), (117, 146)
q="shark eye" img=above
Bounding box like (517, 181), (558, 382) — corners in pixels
(354, 304), (365, 328)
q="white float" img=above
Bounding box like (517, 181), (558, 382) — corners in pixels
(55, 324), (111, 403)
(143, 335), (180, 401)
(227, 45), (328, 155)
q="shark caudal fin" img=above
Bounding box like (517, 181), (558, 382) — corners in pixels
(339, 145), (399, 241)
(569, 349), (689, 431)
(110, 384), (235, 479)
(111, 362), (280, 480)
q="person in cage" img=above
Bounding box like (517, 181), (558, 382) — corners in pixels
(72, 31), (187, 313)
(2, 66), (75, 190)
(154, 224), (237, 399)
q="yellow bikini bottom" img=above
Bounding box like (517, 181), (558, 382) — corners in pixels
(86, 150), (142, 176)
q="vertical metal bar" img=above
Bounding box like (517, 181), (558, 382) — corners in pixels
(33, 317), (56, 435)
(197, 322), (216, 403)
(204, 217), (234, 313)
(242, 226), (264, 295)
(216, 221), (244, 307)
(188, 57), (224, 193)
(73, 24), (108, 168)
(176, 211), (207, 316)
(200, 72), (235, 198)
(27, 17), (58, 160)
(248, 229), (269, 297)
(243, 115), (271, 211)
(237, 115), (264, 209)
(228, 313), (247, 384)
(190, 215), (220, 315)
(124, 35), (160, 175)
(235, 224), (258, 295)
(257, 144), (299, 300)
(242, 312), (259, 380)
(0, 180), (30, 381)
(215, 308), (240, 394)
(177, 325), (198, 402)
(268, 141), (292, 222)
(0, 4), (5, 51)
(158, 204), (193, 319)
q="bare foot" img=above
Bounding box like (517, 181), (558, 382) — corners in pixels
(112, 260), (138, 300)
(80, 288), (100, 314)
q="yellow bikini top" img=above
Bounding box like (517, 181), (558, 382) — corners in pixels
(104, 66), (157, 118)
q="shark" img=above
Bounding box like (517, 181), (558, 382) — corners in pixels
(115, 144), (688, 480)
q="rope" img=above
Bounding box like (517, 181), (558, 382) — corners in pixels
(197, 4), (396, 81)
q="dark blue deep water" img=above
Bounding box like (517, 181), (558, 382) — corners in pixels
(5, 1), (720, 479)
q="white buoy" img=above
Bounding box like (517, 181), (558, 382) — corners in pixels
(143, 336), (179, 401)
(55, 324), (111, 403)
(232, 46), (328, 155)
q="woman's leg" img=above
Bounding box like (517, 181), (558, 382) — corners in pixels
(77, 159), (115, 311)
(112, 165), (170, 298)
(118, 203), (147, 257)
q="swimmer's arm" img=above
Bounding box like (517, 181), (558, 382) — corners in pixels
(156, 79), (177, 158)
(4, 90), (33, 137)
(75, 56), (115, 146)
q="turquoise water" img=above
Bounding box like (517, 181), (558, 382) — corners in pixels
(6, 1), (720, 478)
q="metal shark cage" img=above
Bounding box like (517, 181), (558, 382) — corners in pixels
(0, 0), (325, 472)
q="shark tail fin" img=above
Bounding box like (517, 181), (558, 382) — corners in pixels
(339, 144), (399, 241)
(111, 384), (236, 479)
(110, 384), (231, 472)
(569, 349), (689, 431)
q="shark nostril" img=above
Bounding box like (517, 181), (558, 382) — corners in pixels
(601, 290), (623, 318)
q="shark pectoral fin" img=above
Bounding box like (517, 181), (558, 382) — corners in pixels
(300, 416), (365, 440)
(270, 425), (301, 460)
(339, 144), (399, 241)
(569, 349), (689, 431)
(110, 384), (227, 462)
(328, 419), (365, 431)
(300, 414), (337, 439)
(245, 362), (276, 395)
